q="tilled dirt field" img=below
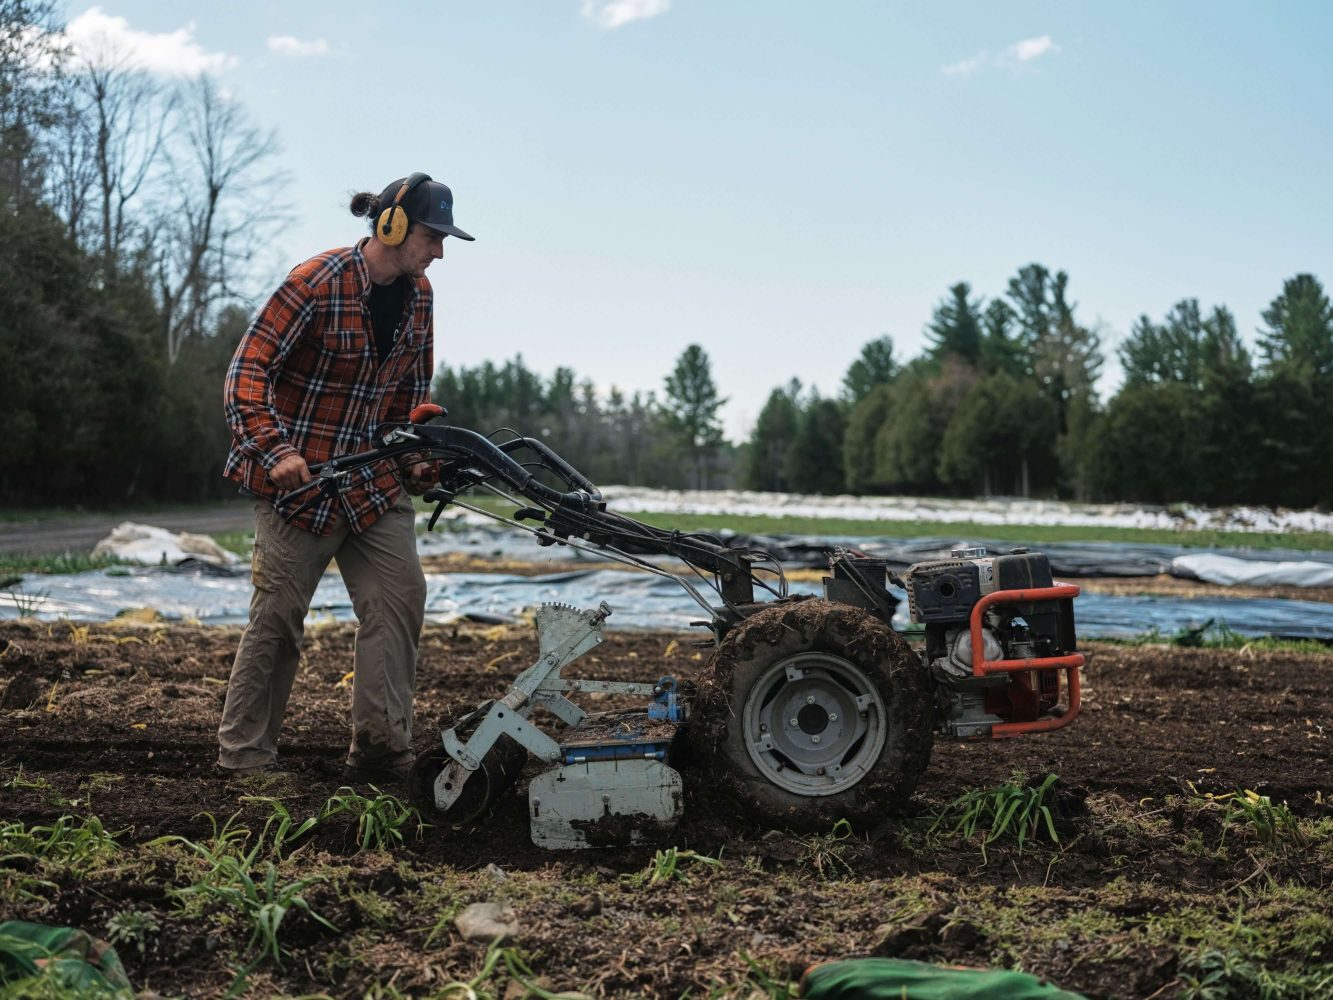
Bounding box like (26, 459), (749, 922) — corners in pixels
(2, 618), (1331, 998)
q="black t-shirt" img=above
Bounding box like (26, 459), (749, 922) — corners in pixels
(367, 277), (409, 364)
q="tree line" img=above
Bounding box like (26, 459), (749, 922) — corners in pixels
(737, 267), (1333, 509)
(3, 1), (1329, 510)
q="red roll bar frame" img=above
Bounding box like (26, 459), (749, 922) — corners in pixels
(968, 585), (1084, 739)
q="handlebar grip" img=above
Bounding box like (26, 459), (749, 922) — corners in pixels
(410, 403), (447, 424)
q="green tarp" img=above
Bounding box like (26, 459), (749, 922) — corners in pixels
(0, 921), (132, 996)
(800, 958), (1087, 999)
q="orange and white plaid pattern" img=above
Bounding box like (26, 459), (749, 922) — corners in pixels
(224, 240), (434, 534)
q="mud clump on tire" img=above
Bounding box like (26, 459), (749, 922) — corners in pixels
(687, 598), (933, 831)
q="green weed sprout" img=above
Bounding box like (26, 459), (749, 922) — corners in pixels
(623, 847), (723, 887)
(797, 818), (856, 878)
(174, 857), (335, 966)
(319, 787), (425, 852)
(931, 773), (1061, 859)
(105, 910), (160, 957)
(437, 939), (592, 1000)
(0, 815), (120, 875)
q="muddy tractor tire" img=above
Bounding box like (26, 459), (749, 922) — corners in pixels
(687, 598), (933, 830)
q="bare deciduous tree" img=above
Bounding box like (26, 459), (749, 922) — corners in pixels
(43, 87), (95, 241)
(79, 53), (172, 259)
(155, 75), (283, 363)
(0, 0), (68, 202)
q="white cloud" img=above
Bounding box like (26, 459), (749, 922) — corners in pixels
(942, 34), (1059, 78)
(941, 53), (987, 79)
(1011, 35), (1056, 63)
(64, 6), (236, 76)
(581, 0), (670, 30)
(267, 35), (330, 57)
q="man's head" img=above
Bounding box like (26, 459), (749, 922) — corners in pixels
(351, 172), (474, 279)
(373, 173), (474, 245)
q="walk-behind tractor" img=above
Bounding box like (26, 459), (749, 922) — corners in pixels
(278, 405), (1084, 848)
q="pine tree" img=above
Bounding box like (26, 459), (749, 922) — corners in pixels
(841, 336), (896, 404)
(1258, 273), (1333, 376)
(842, 382), (892, 494)
(784, 394), (846, 495)
(979, 299), (1025, 377)
(662, 344), (727, 489)
(937, 372), (1058, 497)
(743, 380), (800, 492)
(925, 282), (983, 364)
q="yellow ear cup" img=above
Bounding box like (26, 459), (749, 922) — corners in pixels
(374, 172), (431, 247)
(376, 204), (408, 246)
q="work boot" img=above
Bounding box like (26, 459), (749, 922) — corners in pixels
(341, 758), (412, 790)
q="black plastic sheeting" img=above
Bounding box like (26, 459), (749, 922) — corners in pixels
(722, 534), (1333, 578)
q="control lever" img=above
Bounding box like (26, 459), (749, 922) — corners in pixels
(422, 486), (454, 531)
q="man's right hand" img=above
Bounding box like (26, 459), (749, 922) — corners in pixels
(270, 454), (312, 491)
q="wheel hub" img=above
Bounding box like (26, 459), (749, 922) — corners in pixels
(797, 703), (829, 734)
(742, 651), (887, 797)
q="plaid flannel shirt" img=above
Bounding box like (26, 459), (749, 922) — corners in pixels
(223, 240), (435, 534)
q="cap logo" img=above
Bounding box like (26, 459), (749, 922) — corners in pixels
(440, 199), (452, 211)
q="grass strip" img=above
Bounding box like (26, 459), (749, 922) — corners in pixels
(441, 495), (1333, 552)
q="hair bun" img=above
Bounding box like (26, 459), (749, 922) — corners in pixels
(350, 192), (378, 218)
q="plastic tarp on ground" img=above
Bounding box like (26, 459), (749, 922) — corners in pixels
(800, 957), (1085, 1000)
(3, 565), (1332, 640)
(421, 522), (1333, 588)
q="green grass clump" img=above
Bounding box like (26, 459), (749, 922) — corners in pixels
(174, 858), (335, 966)
(0, 815), (120, 875)
(435, 939), (593, 1000)
(1179, 947), (1333, 999)
(0, 553), (124, 576)
(796, 818), (857, 878)
(1105, 619), (1333, 655)
(1221, 790), (1309, 852)
(930, 773), (1062, 859)
(623, 847), (722, 887)
(318, 787), (424, 852)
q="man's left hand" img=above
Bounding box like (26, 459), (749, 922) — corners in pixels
(403, 462), (435, 495)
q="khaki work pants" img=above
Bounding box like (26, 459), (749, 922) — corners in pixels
(217, 492), (426, 771)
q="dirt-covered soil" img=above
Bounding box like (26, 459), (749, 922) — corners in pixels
(2, 618), (1331, 999)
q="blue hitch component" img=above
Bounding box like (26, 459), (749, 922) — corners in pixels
(561, 741), (671, 765)
(648, 675), (685, 723)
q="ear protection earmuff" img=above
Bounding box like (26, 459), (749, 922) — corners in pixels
(376, 172), (431, 246)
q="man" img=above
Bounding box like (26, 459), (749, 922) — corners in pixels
(218, 172), (474, 784)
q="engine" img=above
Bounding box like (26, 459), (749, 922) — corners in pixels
(903, 548), (1080, 739)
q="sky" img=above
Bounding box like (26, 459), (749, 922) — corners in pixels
(53, 1), (1333, 439)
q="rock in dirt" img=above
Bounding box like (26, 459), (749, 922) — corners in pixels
(484, 862), (508, 883)
(455, 901), (519, 944)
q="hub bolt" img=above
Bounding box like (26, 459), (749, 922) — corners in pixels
(829, 713), (838, 723)
(806, 695), (816, 705)
(811, 735), (821, 744)
(759, 723), (768, 732)
(816, 766), (826, 775)
(789, 718), (798, 727)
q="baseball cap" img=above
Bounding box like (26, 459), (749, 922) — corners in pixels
(378, 174), (475, 241)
